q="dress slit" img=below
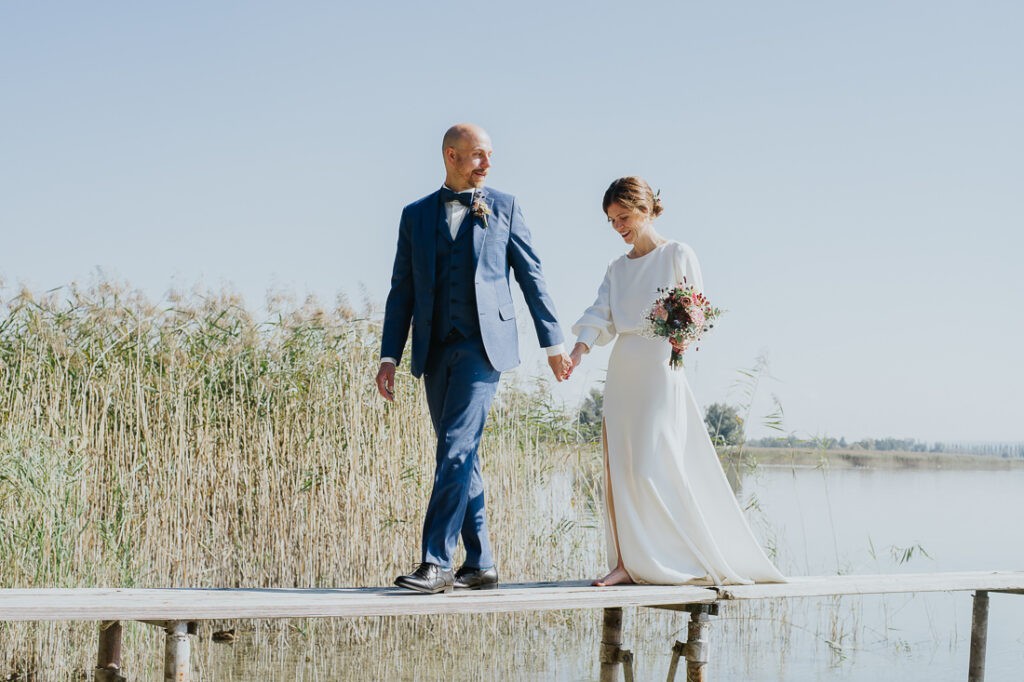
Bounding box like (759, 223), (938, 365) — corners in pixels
(601, 418), (632, 581)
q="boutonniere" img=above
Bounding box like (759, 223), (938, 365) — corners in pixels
(471, 193), (491, 228)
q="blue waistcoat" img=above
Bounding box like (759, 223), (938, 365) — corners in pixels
(432, 213), (480, 343)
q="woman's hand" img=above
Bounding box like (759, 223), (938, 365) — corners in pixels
(569, 342), (588, 377)
(669, 338), (688, 354)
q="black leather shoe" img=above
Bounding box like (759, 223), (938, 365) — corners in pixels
(454, 565), (499, 590)
(394, 563), (454, 594)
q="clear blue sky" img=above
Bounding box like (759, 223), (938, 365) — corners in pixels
(3, 1), (1022, 442)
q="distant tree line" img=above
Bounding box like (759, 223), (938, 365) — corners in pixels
(576, 393), (1022, 460)
(747, 434), (1024, 459)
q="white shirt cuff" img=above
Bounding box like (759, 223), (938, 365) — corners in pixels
(380, 357), (397, 366)
(574, 328), (600, 352)
(543, 344), (566, 357)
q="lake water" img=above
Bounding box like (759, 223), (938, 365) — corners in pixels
(726, 464), (1024, 682)
(206, 464), (1024, 681)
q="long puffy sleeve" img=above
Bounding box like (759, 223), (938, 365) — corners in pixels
(572, 263), (617, 349)
(674, 242), (704, 293)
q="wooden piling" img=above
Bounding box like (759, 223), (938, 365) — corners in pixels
(683, 604), (716, 682)
(968, 590), (989, 682)
(94, 620), (125, 682)
(667, 640), (686, 681)
(599, 607), (623, 682)
(164, 621), (191, 682)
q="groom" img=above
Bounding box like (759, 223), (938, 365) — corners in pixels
(376, 123), (571, 594)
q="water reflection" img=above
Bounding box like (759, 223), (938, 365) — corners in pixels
(16, 458), (1015, 675)
(166, 464), (1024, 679)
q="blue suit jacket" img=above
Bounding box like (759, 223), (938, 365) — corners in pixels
(381, 187), (564, 378)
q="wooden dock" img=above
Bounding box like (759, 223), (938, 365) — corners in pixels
(0, 580), (716, 621)
(2, 570), (1022, 681)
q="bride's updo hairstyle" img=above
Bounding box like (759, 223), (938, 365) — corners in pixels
(602, 176), (664, 218)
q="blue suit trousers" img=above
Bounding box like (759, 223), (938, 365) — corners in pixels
(421, 335), (499, 570)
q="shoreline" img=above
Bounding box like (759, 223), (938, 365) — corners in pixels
(725, 446), (1024, 470)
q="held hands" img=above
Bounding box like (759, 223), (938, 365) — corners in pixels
(568, 342), (587, 377)
(556, 342), (588, 382)
(547, 352), (574, 382)
(376, 362), (396, 401)
(382, 351), (581, 391)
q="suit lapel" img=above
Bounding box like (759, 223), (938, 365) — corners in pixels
(414, 191), (441, 291)
(441, 199), (457, 244)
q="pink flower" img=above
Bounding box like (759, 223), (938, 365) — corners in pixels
(653, 304), (668, 321)
(688, 306), (705, 328)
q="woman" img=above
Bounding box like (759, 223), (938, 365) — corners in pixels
(571, 177), (784, 587)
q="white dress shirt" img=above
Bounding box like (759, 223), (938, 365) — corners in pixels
(380, 186), (565, 366)
(444, 189), (472, 240)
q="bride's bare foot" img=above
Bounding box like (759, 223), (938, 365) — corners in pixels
(592, 566), (634, 587)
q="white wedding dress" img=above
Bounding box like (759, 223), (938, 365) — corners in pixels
(573, 241), (784, 585)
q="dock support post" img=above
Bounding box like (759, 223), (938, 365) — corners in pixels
(95, 620), (126, 682)
(164, 621), (192, 682)
(599, 607), (634, 681)
(682, 604), (718, 682)
(666, 640), (685, 681)
(968, 590), (989, 682)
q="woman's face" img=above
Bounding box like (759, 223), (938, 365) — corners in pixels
(606, 202), (651, 245)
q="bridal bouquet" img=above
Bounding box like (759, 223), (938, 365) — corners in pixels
(645, 280), (722, 369)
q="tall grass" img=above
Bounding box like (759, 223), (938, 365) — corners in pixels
(0, 279), (886, 680)
(0, 279), (604, 677)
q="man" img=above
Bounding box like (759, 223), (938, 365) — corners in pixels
(376, 123), (572, 594)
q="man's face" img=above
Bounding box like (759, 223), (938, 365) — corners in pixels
(446, 133), (493, 190)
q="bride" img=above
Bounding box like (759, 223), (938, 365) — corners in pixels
(570, 176), (785, 587)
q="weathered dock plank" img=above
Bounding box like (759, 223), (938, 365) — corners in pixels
(2, 571), (1022, 681)
(4, 572), (1022, 622)
(0, 580), (717, 622)
(716, 571), (1024, 600)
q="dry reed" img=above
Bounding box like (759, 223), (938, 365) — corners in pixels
(0, 279), (824, 680)
(0, 279), (606, 678)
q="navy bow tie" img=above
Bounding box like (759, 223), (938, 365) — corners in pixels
(440, 188), (473, 206)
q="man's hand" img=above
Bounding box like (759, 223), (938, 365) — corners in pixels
(376, 362), (396, 401)
(548, 353), (573, 382)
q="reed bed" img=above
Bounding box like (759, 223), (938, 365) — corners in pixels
(0, 279), (852, 680)
(0, 279), (611, 678)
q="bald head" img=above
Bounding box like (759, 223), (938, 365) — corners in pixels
(442, 123), (490, 153)
(441, 123), (493, 191)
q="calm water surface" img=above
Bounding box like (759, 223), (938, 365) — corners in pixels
(734, 465), (1024, 682)
(209, 465), (1024, 681)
